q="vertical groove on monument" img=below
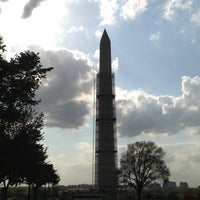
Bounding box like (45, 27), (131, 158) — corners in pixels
(95, 30), (118, 190)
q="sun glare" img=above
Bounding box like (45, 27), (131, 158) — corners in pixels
(0, 0), (68, 55)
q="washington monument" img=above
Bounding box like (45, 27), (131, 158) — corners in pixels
(95, 30), (118, 190)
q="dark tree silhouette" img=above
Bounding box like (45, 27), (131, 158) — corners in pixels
(26, 163), (60, 200)
(0, 114), (48, 200)
(0, 37), (57, 200)
(119, 141), (170, 200)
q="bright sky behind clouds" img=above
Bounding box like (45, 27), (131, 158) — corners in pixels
(1, 0), (200, 187)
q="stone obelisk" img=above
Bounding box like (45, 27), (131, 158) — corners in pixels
(95, 30), (117, 190)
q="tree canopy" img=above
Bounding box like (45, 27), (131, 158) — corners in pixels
(119, 141), (170, 200)
(0, 37), (59, 200)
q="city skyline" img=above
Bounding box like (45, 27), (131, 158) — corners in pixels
(1, 0), (200, 187)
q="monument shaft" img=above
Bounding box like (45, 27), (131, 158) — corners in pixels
(95, 30), (117, 190)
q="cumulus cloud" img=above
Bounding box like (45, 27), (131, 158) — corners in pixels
(0, 0), (8, 13)
(96, 0), (119, 25)
(120, 0), (148, 20)
(30, 46), (95, 129)
(117, 76), (200, 137)
(163, 0), (193, 20)
(22, 0), (45, 18)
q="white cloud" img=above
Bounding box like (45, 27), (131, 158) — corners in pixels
(75, 141), (92, 165)
(60, 164), (92, 185)
(0, 0), (8, 12)
(94, 49), (99, 60)
(191, 9), (200, 25)
(149, 31), (160, 41)
(120, 0), (148, 20)
(163, 0), (193, 20)
(66, 25), (84, 34)
(0, 0), (67, 52)
(117, 76), (200, 137)
(181, 76), (200, 109)
(96, 0), (119, 25)
(95, 30), (102, 38)
(112, 56), (119, 72)
(163, 141), (200, 187)
(49, 152), (92, 185)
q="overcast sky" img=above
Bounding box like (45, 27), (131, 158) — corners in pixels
(1, 0), (200, 187)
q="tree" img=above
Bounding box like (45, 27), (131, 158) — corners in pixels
(0, 37), (56, 200)
(119, 141), (170, 200)
(25, 163), (60, 200)
(0, 114), (48, 200)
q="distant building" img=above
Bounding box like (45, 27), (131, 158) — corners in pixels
(66, 184), (94, 192)
(149, 182), (162, 189)
(163, 181), (176, 189)
(180, 182), (189, 189)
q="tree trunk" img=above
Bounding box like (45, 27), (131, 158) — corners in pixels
(136, 187), (142, 200)
(44, 184), (46, 200)
(3, 180), (9, 200)
(28, 184), (31, 200)
(3, 187), (8, 200)
(33, 187), (38, 200)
